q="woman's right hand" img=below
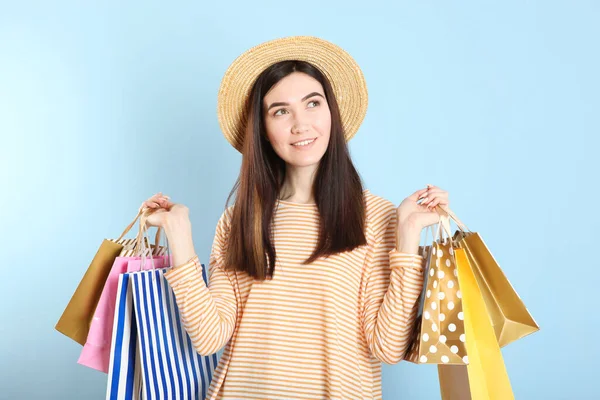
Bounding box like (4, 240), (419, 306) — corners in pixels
(141, 192), (189, 229)
(141, 193), (196, 266)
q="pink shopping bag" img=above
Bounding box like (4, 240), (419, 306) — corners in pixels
(77, 255), (168, 373)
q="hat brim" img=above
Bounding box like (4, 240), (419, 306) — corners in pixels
(217, 36), (368, 153)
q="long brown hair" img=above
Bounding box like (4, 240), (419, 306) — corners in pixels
(223, 60), (366, 281)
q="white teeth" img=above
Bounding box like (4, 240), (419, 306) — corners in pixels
(293, 138), (316, 147)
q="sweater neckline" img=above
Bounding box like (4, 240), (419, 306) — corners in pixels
(275, 189), (370, 207)
(276, 199), (317, 207)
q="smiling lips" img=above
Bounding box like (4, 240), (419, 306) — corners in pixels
(292, 138), (317, 147)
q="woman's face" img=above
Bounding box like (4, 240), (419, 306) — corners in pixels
(262, 72), (332, 168)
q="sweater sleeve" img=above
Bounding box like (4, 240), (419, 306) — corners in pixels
(361, 209), (425, 365)
(163, 208), (238, 356)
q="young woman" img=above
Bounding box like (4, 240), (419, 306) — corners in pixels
(142, 36), (450, 400)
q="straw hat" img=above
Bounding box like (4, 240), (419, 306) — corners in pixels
(217, 36), (368, 153)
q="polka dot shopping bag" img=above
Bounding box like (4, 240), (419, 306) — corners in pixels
(405, 217), (470, 366)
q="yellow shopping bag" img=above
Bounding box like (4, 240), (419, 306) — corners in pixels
(438, 246), (514, 400)
(444, 208), (539, 347)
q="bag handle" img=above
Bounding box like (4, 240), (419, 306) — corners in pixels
(128, 206), (162, 256)
(418, 211), (453, 254)
(135, 209), (163, 256)
(433, 204), (470, 234)
(137, 209), (157, 271)
(436, 214), (453, 243)
(116, 207), (143, 241)
(114, 205), (163, 247)
(135, 208), (171, 272)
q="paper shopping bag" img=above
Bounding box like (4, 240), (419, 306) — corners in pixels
(106, 273), (143, 400)
(405, 220), (469, 364)
(438, 247), (514, 400)
(452, 228), (539, 347)
(106, 266), (219, 400)
(56, 209), (146, 345)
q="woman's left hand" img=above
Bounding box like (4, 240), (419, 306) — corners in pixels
(396, 184), (450, 232)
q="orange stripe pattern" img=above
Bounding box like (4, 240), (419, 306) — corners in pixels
(164, 190), (425, 399)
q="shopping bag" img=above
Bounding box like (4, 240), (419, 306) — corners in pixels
(106, 273), (144, 400)
(451, 226), (539, 347)
(405, 221), (468, 364)
(56, 209), (146, 345)
(106, 266), (219, 400)
(433, 207), (539, 347)
(438, 247), (514, 399)
(78, 211), (168, 373)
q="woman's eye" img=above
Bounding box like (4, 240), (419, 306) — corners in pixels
(274, 109), (287, 116)
(308, 100), (320, 108)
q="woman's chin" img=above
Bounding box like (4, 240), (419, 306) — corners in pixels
(285, 154), (323, 168)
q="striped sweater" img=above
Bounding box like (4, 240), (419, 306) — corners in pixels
(164, 189), (425, 399)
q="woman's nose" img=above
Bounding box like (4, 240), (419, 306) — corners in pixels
(292, 124), (310, 134)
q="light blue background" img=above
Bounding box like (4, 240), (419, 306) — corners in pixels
(1, 1), (598, 399)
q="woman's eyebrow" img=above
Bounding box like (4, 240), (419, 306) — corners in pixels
(266, 92), (325, 111)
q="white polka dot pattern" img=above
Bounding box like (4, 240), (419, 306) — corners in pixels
(406, 240), (468, 365)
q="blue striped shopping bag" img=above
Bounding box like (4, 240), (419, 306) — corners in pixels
(106, 265), (219, 400)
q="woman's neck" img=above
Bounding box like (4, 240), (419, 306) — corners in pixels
(279, 164), (317, 204)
